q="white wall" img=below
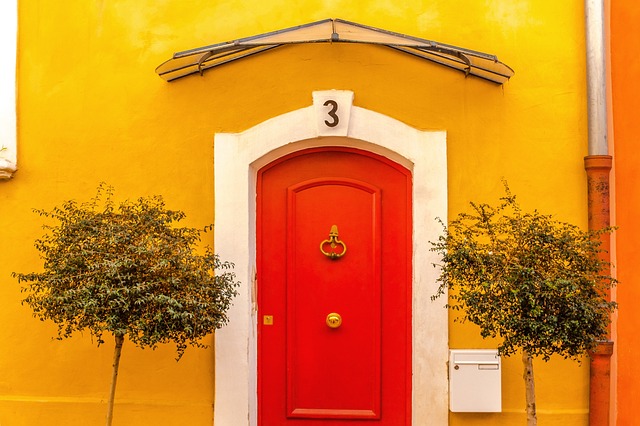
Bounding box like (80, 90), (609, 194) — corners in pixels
(0, 0), (17, 179)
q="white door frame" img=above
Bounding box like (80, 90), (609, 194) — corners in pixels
(213, 90), (449, 425)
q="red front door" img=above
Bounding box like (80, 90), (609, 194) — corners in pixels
(257, 146), (412, 425)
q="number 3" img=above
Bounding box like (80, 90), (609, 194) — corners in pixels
(323, 100), (339, 128)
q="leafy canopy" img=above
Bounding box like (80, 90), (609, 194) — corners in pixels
(14, 184), (239, 358)
(431, 185), (616, 361)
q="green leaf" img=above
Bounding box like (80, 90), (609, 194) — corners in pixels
(430, 181), (617, 361)
(13, 183), (240, 358)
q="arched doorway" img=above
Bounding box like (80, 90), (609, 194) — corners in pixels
(213, 91), (448, 425)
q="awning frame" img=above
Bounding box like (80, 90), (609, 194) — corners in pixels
(156, 18), (514, 84)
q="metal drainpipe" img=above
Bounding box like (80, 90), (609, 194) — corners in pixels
(584, 0), (613, 425)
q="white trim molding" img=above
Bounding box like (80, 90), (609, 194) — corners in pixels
(0, 0), (17, 180)
(213, 90), (449, 426)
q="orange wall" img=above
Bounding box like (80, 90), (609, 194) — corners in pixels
(611, 0), (640, 423)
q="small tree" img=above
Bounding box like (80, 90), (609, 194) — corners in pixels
(431, 184), (616, 426)
(13, 184), (239, 426)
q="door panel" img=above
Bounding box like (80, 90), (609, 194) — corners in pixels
(258, 147), (411, 425)
(287, 178), (381, 419)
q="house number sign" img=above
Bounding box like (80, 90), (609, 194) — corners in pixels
(313, 90), (354, 136)
(323, 100), (339, 127)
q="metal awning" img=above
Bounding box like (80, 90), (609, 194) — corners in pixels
(156, 18), (514, 84)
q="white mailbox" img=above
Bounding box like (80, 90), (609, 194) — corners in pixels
(449, 349), (502, 412)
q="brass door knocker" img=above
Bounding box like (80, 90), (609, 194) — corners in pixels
(320, 225), (347, 260)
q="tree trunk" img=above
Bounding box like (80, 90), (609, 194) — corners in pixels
(106, 334), (125, 426)
(523, 350), (537, 426)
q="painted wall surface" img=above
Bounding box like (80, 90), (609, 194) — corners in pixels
(1, 1), (591, 425)
(611, 0), (640, 424)
(0, 1), (17, 178)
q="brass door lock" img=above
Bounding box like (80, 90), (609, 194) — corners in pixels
(326, 312), (342, 328)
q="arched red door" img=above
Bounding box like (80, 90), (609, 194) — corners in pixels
(257, 146), (412, 425)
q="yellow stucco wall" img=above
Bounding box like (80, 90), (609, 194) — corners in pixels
(0, 1), (590, 424)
